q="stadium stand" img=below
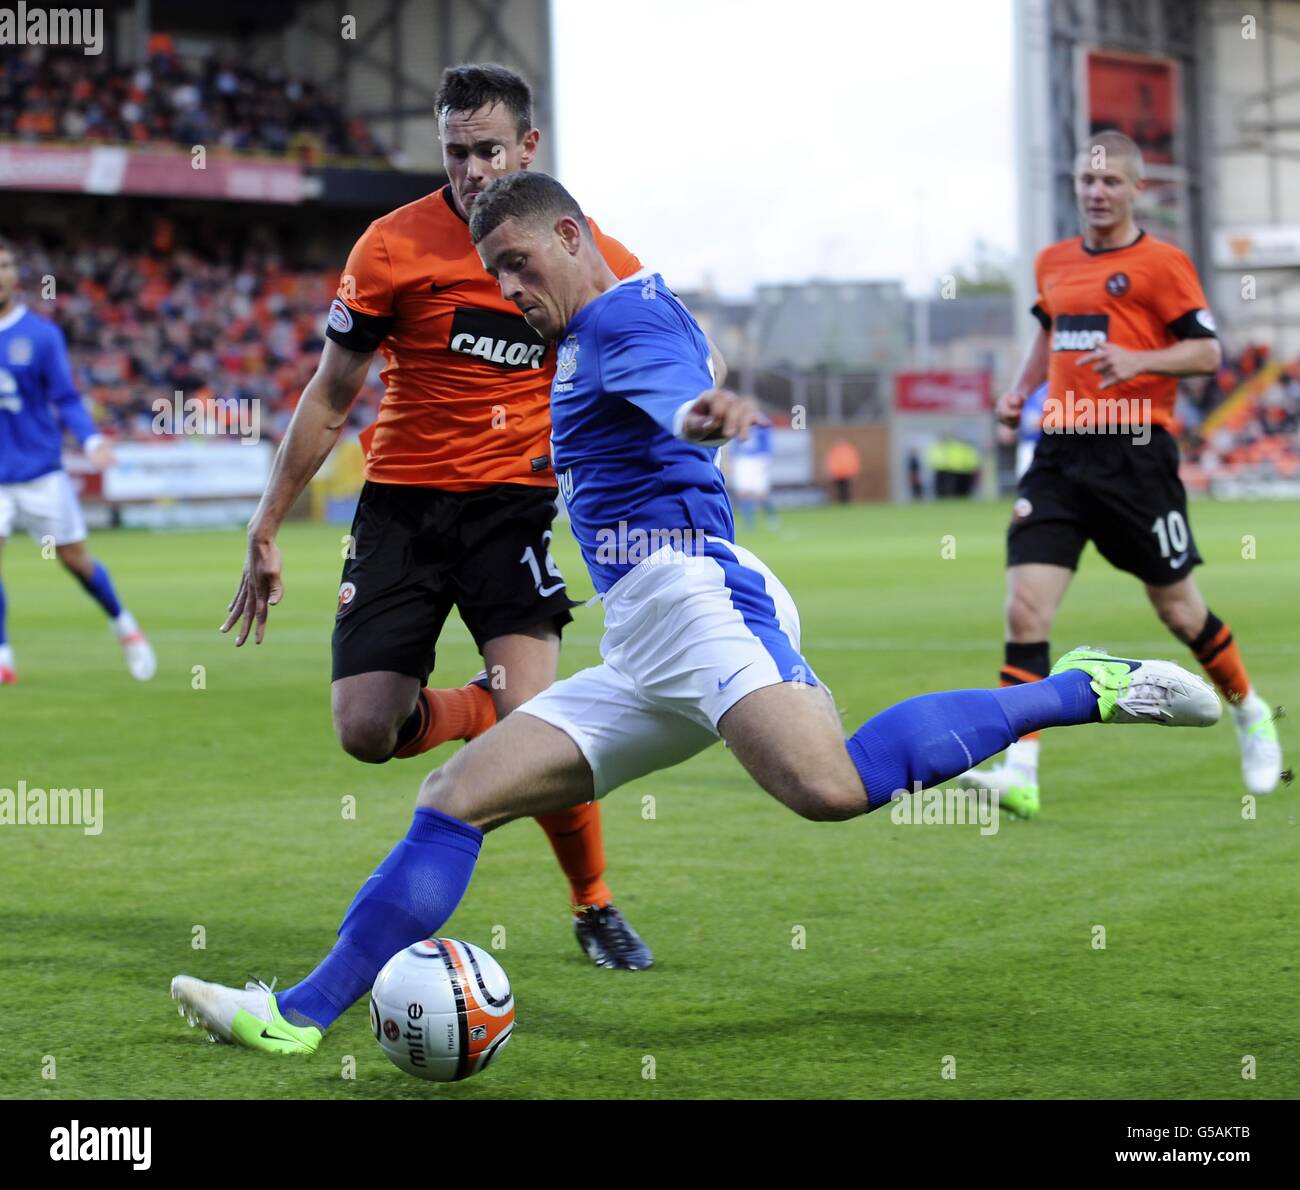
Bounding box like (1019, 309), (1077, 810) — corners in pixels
(0, 39), (386, 162)
(1179, 345), (1300, 490)
(9, 214), (385, 443)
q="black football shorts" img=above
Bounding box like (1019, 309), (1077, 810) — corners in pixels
(332, 482), (578, 683)
(1007, 425), (1202, 587)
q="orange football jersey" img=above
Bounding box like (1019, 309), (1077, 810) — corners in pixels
(328, 186), (641, 489)
(1032, 232), (1217, 430)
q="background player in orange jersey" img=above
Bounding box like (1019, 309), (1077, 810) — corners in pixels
(964, 130), (1284, 817)
(222, 64), (659, 970)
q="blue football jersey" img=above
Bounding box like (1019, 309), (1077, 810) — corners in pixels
(1021, 382), (1048, 447)
(730, 421), (772, 458)
(0, 305), (99, 484)
(552, 272), (734, 593)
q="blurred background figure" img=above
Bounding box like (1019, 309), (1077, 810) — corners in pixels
(728, 415), (778, 530)
(927, 433), (981, 498)
(826, 438), (861, 504)
(1011, 381), (1048, 480)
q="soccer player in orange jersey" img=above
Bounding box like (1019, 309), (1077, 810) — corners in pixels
(222, 64), (654, 969)
(964, 130), (1284, 816)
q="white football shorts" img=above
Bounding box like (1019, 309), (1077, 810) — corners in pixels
(0, 469), (87, 546)
(517, 536), (817, 797)
(730, 455), (772, 497)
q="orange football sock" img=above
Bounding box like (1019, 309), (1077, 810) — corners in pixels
(393, 684), (497, 759)
(1001, 645), (1049, 743)
(1188, 612), (1251, 705)
(536, 801), (612, 910)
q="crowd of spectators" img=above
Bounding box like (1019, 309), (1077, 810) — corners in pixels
(0, 37), (386, 162)
(1180, 344), (1300, 487)
(12, 218), (384, 441)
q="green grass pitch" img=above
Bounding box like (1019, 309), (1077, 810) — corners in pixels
(1, 499), (1295, 1100)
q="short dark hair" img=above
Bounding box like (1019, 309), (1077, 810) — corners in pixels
(469, 171), (587, 245)
(435, 63), (532, 137)
(1079, 128), (1145, 180)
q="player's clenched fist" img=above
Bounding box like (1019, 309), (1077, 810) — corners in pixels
(996, 387), (1029, 428)
(679, 388), (766, 443)
(221, 536), (284, 646)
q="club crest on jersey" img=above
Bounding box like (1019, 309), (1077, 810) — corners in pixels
(328, 299), (354, 334)
(337, 581), (357, 615)
(1013, 497), (1033, 519)
(7, 337), (32, 366)
(1105, 272), (1130, 297)
(556, 335), (579, 382)
(448, 307), (546, 371)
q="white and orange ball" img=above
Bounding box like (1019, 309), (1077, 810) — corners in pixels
(369, 938), (515, 1082)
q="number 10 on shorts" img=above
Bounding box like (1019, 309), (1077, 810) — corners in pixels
(1152, 511), (1189, 560)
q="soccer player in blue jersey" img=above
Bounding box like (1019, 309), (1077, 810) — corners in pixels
(728, 418), (778, 530)
(172, 174), (1223, 1054)
(0, 239), (155, 685)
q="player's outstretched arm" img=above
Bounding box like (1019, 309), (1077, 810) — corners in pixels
(222, 339), (373, 646)
(677, 388), (765, 443)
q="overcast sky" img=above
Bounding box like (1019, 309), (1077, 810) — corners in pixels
(552, 0), (1015, 298)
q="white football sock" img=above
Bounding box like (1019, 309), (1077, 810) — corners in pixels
(1006, 738), (1040, 774)
(1230, 688), (1268, 725)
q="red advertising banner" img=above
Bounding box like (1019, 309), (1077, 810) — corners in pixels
(894, 371), (992, 414)
(1085, 50), (1177, 167)
(1083, 49), (1187, 247)
(0, 143), (305, 203)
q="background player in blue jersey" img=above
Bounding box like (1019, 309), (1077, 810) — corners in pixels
(727, 418), (778, 530)
(171, 174), (1225, 1055)
(0, 238), (155, 685)
(1014, 381), (1048, 480)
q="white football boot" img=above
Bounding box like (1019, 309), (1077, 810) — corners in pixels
(1230, 691), (1285, 795)
(113, 610), (156, 681)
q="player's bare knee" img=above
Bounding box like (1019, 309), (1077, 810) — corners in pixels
(335, 711), (398, 763)
(418, 765), (490, 829)
(792, 775), (867, 822)
(417, 765), (453, 812)
(1006, 586), (1049, 640)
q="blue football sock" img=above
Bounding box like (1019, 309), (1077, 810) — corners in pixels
(0, 576), (7, 646)
(74, 560), (123, 619)
(845, 671), (1098, 810)
(278, 807), (483, 1031)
